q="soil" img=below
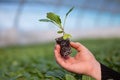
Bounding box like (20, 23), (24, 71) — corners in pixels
(55, 37), (72, 57)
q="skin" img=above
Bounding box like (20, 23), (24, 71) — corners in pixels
(54, 42), (101, 80)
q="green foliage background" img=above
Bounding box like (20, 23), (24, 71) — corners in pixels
(0, 38), (120, 80)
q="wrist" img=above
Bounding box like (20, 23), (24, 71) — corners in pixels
(90, 61), (101, 80)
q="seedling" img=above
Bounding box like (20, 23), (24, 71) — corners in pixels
(39, 7), (74, 57)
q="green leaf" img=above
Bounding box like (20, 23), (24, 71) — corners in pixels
(57, 31), (63, 34)
(65, 74), (76, 80)
(63, 7), (74, 29)
(45, 70), (64, 79)
(39, 19), (53, 22)
(63, 33), (72, 40)
(47, 12), (62, 27)
(66, 7), (74, 17)
(82, 75), (95, 80)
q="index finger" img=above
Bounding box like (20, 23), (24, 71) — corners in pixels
(70, 42), (85, 52)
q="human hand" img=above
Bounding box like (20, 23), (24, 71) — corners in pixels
(54, 42), (101, 80)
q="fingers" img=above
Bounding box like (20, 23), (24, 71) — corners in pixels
(70, 42), (81, 52)
(70, 42), (85, 52)
(55, 44), (60, 53)
(54, 44), (65, 66)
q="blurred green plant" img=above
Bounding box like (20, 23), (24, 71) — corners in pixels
(0, 38), (120, 80)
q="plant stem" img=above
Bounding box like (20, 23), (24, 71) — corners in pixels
(63, 15), (68, 36)
(63, 16), (67, 31)
(63, 29), (65, 36)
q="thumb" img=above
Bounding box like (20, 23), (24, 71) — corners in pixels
(70, 42), (85, 52)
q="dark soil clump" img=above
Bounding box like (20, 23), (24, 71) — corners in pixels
(55, 37), (72, 57)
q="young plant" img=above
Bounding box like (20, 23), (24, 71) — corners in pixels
(39, 7), (74, 57)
